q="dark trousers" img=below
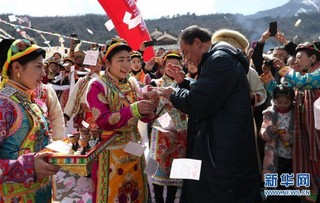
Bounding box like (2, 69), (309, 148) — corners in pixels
(153, 184), (178, 203)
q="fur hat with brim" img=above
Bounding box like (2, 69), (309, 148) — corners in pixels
(211, 29), (249, 52)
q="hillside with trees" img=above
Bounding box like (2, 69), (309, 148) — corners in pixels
(1, 12), (320, 50)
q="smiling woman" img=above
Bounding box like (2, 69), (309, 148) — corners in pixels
(0, 38), (61, 203)
(86, 37), (158, 202)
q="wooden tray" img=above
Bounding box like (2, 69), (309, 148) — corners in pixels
(41, 132), (114, 176)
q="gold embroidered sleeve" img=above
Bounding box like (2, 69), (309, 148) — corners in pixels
(108, 112), (121, 125)
(278, 66), (292, 77)
(260, 72), (274, 84)
(91, 107), (101, 120)
(98, 93), (108, 104)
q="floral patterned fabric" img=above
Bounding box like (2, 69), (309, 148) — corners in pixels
(260, 105), (294, 179)
(87, 75), (148, 203)
(149, 75), (188, 186)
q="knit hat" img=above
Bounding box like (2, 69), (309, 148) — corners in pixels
(211, 29), (249, 52)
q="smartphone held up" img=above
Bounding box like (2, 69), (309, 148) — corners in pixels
(269, 21), (277, 37)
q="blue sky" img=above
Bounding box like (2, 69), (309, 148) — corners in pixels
(1, 0), (289, 19)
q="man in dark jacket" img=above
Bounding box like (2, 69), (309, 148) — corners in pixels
(158, 25), (261, 203)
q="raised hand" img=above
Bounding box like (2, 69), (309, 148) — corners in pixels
(166, 63), (185, 84)
(275, 31), (289, 45)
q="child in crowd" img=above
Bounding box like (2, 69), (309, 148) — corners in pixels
(260, 84), (300, 203)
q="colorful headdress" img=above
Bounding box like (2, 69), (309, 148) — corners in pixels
(130, 51), (142, 60)
(1, 39), (42, 88)
(296, 42), (320, 55)
(103, 37), (132, 62)
(162, 50), (182, 64)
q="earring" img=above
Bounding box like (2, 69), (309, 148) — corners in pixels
(17, 72), (21, 79)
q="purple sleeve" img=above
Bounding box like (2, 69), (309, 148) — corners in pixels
(87, 81), (136, 130)
(0, 154), (36, 184)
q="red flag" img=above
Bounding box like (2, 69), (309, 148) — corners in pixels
(98, 0), (155, 61)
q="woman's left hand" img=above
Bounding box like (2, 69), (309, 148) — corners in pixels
(34, 152), (61, 178)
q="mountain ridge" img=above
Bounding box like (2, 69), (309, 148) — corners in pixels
(250, 0), (320, 18)
(1, 0), (320, 49)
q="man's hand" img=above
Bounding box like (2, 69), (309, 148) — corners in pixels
(259, 31), (270, 43)
(153, 86), (176, 101)
(275, 31), (289, 45)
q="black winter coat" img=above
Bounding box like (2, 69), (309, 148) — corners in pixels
(171, 42), (260, 203)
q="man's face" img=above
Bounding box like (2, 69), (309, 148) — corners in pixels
(273, 49), (288, 62)
(180, 39), (202, 67)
